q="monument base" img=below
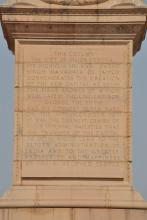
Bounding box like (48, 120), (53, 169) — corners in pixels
(0, 207), (147, 220)
(0, 185), (147, 209)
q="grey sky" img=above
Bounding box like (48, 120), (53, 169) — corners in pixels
(0, 0), (147, 201)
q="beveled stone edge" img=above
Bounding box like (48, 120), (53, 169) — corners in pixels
(1, 7), (147, 15)
(0, 186), (147, 209)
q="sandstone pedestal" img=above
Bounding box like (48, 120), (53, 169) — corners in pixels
(0, 0), (147, 219)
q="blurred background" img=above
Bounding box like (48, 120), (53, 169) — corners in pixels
(0, 0), (147, 200)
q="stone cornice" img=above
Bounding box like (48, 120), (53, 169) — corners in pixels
(0, 7), (147, 55)
(1, 7), (147, 15)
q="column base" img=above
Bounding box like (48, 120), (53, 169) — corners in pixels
(0, 185), (147, 208)
(0, 208), (147, 220)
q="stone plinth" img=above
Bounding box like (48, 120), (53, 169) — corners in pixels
(0, 208), (147, 220)
(0, 0), (147, 219)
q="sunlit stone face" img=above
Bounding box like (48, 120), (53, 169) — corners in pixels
(41, 0), (108, 5)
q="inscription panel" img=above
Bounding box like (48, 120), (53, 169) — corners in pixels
(15, 88), (131, 112)
(14, 41), (132, 182)
(16, 44), (131, 64)
(21, 161), (128, 179)
(16, 63), (131, 88)
(15, 112), (130, 136)
(14, 136), (130, 161)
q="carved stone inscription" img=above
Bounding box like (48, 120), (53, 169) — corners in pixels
(15, 88), (131, 112)
(16, 63), (131, 88)
(15, 42), (131, 181)
(17, 44), (131, 64)
(15, 136), (130, 161)
(15, 112), (130, 136)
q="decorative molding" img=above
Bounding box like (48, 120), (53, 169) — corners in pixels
(41, 0), (108, 5)
(2, 0), (145, 8)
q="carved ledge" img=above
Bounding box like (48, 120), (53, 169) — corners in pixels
(0, 9), (147, 55)
(1, 0), (145, 9)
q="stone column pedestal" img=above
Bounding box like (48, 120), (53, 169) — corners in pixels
(0, 1), (147, 219)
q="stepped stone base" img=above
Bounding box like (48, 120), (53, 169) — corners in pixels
(0, 186), (147, 219)
(0, 186), (147, 220)
(0, 185), (147, 208)
(0, 208), (147, 220)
